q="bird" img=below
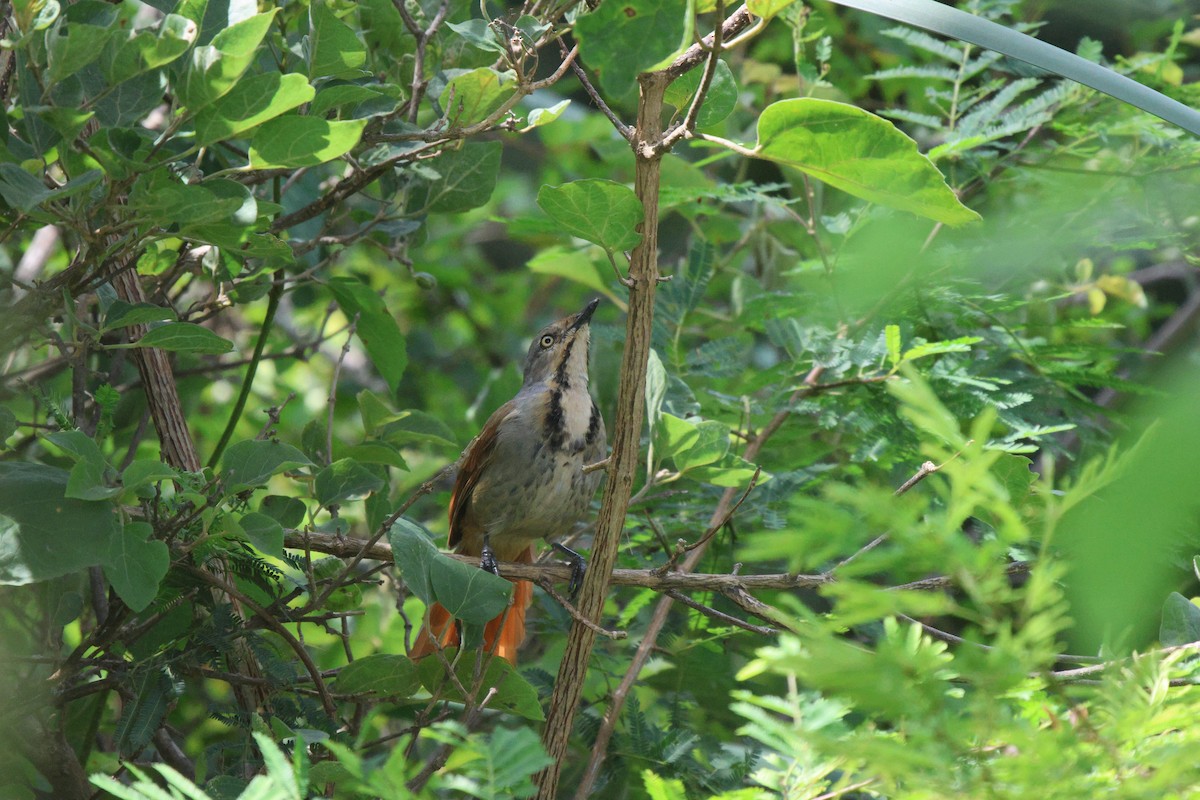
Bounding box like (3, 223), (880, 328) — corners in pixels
(410, 298), (607, 664)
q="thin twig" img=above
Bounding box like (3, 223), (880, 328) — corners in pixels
(664, 589), (776, 636)
(536, 579), (626, 640)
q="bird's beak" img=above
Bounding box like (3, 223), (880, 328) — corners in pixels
(569, 298), (601, 331)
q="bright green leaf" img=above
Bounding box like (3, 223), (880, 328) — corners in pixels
(193, 72), (315, 146)
(537, 179), (643, 252)
(755, 98), (980, 225)
(309, 0), (368, 79)
(248, 116), (367, 169)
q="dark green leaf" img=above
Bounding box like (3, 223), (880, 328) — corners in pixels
(221, 440), (313, 492)
(408, 141), (501, 213)
(574, 0), (689, 97)
(118, 322), (234, 354)
(0, 406), (16, 446)
(333, 653), (420, 698)
(121, 460), (179, 492)
(261, 495), (307, 528)
(101, 301), (177, 332)
(314, 458), (385, 507)
(103, 521), (169, 612)
(1160, 592), (1200, 647)
(0, 463), (119, 584)
(327, 277), (408, 395)
(429, 556), (512, 626)
(389, 517), (439, 604)
(239, 511), (285, 557)
(416, 651), (544, 720)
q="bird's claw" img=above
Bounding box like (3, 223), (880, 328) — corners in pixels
(552, 542), (587, 600)
(480, 537), (501, 576)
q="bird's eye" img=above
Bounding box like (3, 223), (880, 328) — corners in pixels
(540, 334), (555, 348)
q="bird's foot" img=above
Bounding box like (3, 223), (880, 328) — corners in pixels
(480, 536), (501, 576)
(552, 542), (587, 599)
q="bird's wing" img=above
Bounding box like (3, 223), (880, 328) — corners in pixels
(448, 399), (518, 549)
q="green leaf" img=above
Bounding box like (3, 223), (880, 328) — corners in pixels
(47, 16), (116, 83)
(687, 454), (765, 487)
(101, 301), (177, 333)
(239, 511), (285, 557)
(754, 98), (979, 225)
(105, 13), (198, 84)
(0, 406), (16, 446)
(526, 246), (609, 295)
(575, 0), (689, 97)
(643, 770), (689, 800)
(179, 10), (280, 112)
(526, 99), (570, 128)
(440, 67), (516, 126)
(389, 517), (439, 604)
(128, 173), (246, 227)
(416, 651), (544, 720)
(115, 322), (235, 354)
(248, 116), (367, 169)
(309, 0), (367, 79)
(0, 462), (120, 584)
(221, 440), (313, 492)
(115, 667), (176, 757)
(193, 72), (315, 146)
(1160, 592), (1200, 647)
(103, 521), (169, 612)
(830, 0), (1200, 136)
(663, 59), (738, 128)
(342, 440), (409, 470)
(376, 409), (458, 449)
(885, 324), (902, 367)
(408, 141), (502, 213)
(333, 654), (420, 698)
(446, 18), (507, 54)
(673, 420), (730, 473)
(901, 336), (983, 362)
(537, 179), (643, 252)
(327, 277), (408, 395)
(747, 0), (798, 19)
(430, 556), (512, 627)
(656, 413), (700, 459)
(314, 458), (385, 506)
(261, 495), (307, 528)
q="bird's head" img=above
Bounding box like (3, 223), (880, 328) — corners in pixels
(521, 298), (600, 389)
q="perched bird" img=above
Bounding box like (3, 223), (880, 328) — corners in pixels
(411, 299), (607, 664)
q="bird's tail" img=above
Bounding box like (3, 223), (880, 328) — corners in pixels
(409, 545), (535, 665)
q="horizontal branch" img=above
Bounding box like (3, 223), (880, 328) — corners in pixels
(282, 530), (831, 592)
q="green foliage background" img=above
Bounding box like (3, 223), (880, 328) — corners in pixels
(2, 0), (1200, 798)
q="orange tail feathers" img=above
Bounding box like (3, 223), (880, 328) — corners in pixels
(409, 545), (535, 665)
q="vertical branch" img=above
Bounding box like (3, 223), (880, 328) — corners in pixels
(534, 70), (670, 799)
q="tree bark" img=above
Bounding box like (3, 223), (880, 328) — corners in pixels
(534, 70), (669, 798)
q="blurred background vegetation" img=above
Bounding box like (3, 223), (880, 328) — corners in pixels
(2, 0), (1200, 797)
